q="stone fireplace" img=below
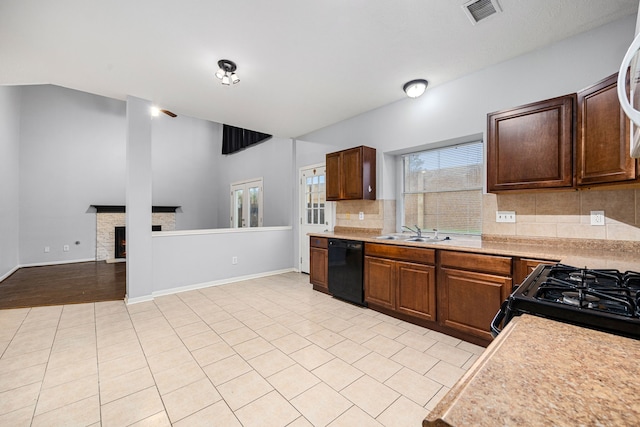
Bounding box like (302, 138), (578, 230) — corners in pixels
(93, 205), (179, 261)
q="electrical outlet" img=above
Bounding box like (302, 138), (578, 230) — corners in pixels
(590, 210), (605, 226)
(44, 246), (50, 253)
(63, 245), (70, 252)
(346, 213), (350, 220)
(232, 256), (238, 265)
(359, 212), (364, 220)
(496, 211), (516, 223)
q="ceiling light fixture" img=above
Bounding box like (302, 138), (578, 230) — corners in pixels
(215, 59), (240, 86)
(150, 106), (177, 118)
(403, 79), (429, 98)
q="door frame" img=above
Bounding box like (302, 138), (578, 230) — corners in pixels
(299, 163), (334, 273)
(230, 177), (264, 228)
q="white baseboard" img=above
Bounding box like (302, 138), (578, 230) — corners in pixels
(125, 294), (154, 305)
(18, 258), (97, 268)
(0, 265), (20, 282)
(124, 268), (297, 304)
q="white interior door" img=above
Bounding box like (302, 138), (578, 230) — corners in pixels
(299, 164), (332, 273)
(231, 178), (263, 228)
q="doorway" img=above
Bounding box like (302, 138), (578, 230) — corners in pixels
(299, 164), (333, 273)
(230, 178), (263, 228)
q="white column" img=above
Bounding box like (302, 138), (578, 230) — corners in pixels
(125, 96), (153, 302)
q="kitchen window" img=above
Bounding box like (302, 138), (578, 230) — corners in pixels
(402, 141), (483, 235)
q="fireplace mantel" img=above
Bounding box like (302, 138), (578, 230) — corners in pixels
(91, 205), (180, 213)
(93, 207), (178, 261)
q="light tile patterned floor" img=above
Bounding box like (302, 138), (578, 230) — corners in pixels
(0, 272), (485, 426)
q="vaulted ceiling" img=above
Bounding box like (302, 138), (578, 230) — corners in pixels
(1, 0), (637, 137)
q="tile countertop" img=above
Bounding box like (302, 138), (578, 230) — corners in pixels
(422, 314), (640, 427)
(308, 231), (639, 272)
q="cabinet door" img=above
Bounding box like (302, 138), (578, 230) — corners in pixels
(514, 258), (555, 287)
(439, 268), (512, 341)
(487, 95), (574, 192)
(396, 261), (436, 322)
(310, 247), (328, 293)
(326, 152), (342, 201)
(364, 256), (395, 309)
(577, 73), (636, 185)
(342, 147), (363, 199)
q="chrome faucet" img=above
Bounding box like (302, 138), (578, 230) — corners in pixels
(433, 228), (438, 239)
(402, 225), (422, 237)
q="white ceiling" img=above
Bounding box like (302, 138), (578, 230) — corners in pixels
(1, 0), (637, 138)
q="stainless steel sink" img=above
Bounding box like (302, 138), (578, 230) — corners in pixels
(404, 237), (430, 242)
(375, 235), (400, 240)
(404, 236), (449, 243)
(376, 234), (450, 242)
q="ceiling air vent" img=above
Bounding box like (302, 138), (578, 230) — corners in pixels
(462, 0), (502, 25)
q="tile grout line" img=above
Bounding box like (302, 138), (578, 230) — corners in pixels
(6, 273), (484, 426)
(29, 306), (62, 425)
(126, 299), (178, 425)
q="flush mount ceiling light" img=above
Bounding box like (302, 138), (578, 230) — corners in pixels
(403, 79), (428, 98)
(215, 59), (240, 85)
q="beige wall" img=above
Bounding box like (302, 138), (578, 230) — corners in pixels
(482, 188), (640, 241)
(334, 188), (640, 244)
(334, 199), (396, 234)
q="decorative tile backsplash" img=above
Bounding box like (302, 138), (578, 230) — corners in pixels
(333, 188), (640, 245)
(334, 199), (395, 234)
(482, 188), (640, 242)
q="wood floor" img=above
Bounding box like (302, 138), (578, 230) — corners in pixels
(0, 261), (126, 310)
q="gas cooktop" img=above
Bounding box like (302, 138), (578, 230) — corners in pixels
(491, 264), (640, 339)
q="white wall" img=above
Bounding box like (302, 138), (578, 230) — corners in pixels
(126, 96), (154, 301)
(0, 86), (21, 279)
(152, 114), (222, 230)
(214, 137), (295, 228)
(151, 228), (293, 296)
(299, 15), (636, 169)
(14, 84), (241, 265)
(19, 85), (126, 265)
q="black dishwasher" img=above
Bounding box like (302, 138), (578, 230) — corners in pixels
(328, 239), (366, 306)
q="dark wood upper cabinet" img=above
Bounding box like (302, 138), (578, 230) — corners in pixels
(326, 146), (376, 201)
(487, 95), (575, 192)
(326, 152), (342, 201)
(577, 72), (636, 186)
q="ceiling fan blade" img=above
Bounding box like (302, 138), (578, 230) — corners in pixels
(160, 109), (177, 117)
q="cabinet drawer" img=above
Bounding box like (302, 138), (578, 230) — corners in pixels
(440, 251), (511, 276)
(365, 243), (435, 265)
(310, 236), (328, 249)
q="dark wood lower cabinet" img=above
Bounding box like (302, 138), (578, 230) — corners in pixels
(311, 240), (533, 346)
(514, 258), (556, 286)
(438, 250), (512, 342)
(364, 243), (437, 324)
(309, 237), (329, 294)
(396, 262), (436, 322)
(364, 256), (395, 310)
(438, 268), (512, 341)
(364, 257), (436, 321)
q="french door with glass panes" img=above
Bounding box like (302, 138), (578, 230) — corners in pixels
(299, 164), (332, 273)
(230, 178), (263, 228)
